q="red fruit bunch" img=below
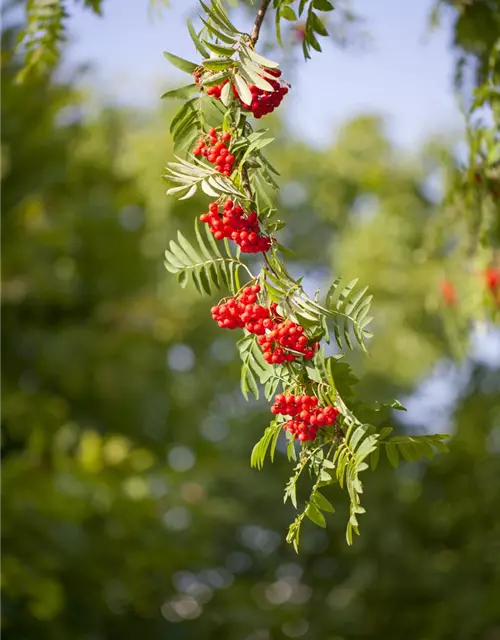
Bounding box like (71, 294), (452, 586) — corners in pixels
(271, 393), (339, 442)
(211, 290), (318, 364)
(199, 69), (289, 119)
(200, 199), (271, 253)
(232, 69), (289, 119)
(485, 266), (500, 292)
(211, 284), (269, 334)
(257, 316), (319, 364)
(193, 128), (235, 176)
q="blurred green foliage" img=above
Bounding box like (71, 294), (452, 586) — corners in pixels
(2, 8), (500, 640)
(435, 0), (500, 86)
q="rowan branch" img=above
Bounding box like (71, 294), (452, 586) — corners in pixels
(250, 0), (272, 46)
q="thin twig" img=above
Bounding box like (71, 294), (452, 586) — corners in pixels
(243, 1), (272, 205)
(250, 0), (272, 46)
(241, 165), (253, 200)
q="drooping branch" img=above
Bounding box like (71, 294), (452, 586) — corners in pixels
(250, 0), (272, 46)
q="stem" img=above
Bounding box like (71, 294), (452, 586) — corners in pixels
(250, 0), (272, 46)
(241, 165), (253, 201)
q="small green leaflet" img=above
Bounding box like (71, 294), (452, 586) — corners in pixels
(313, 491), (335, 513)
(202, 56), (235, 71)
(187, 18), (210, 57)
(238, 333), (275, 400)
(161, 84), (199, 100)
(305, 503), (326, 527)
(250, 420), (283, 470)
(234, 73), (252, 106)
(333, 424), (379, 545)
(163, 51), (198, 74)
(384, 434), (449, 467)
(164, 155), (246, 200)
(164, 218), (249, 297)
(204, 41), (236, 57)
(313, 0), (335, 10)
(243, 47), (280, 69)
(280, 6), (298, 21)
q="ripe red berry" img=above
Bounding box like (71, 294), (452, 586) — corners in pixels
(271, 394), (339, 442)
(208, 71), (289, 118)
(192, 129), (236, 173)
(199, 200), (271, 254)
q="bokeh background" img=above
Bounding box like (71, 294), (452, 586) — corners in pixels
(2, 1), (500, 639)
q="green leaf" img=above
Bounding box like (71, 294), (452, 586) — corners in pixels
(200, 18), (236, 45)
(238, 333), (276, 391)
(169, 98), (198, 133)
(161, 84), (199, 100)
(204, 41), (236, 57)
(199, 0), (232, 31)
(201, 70), (232, 86)
(275, 8), (283, 46)
(305, 503), (326, 527)
(313, 0), (334, 10)
(220, 81), (232, 107)
(163, 51), (198, 74)
(308, 32), (322, 52)
(239, 61), (275, 92)
(187, 19), (210, 58)
(281, 6), (298, 20)
(313, 492), (335, 513)
(251, 421), (282, 469)
(370, 446), (380, 471)
(234, 73), (252, 106)
(213, 3), (239, 32)
(243, 47), (280, 69)
(386, 442), (400, 468)
(164, 219), (247, 296)
(311, 12), (328, 36)
(284, 476), (298, 507)
(387, 434), (449, 463)
(390, 399), (407, 411)
(202, 57), (234, 71)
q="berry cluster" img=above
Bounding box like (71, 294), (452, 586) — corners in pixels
(271, 394), (339, 442)
(232, 69), (289, 119)
(197, 69), (289, 119)
(441, 268), (500, 308)
(211, 290), (318, 364)
(193, 128), (235, 176)
(258, 318), (319, 364)
(211, 284), (269, 334)
(200, 200), (271, 253)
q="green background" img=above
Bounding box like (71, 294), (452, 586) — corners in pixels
(2, 2), (500, 638)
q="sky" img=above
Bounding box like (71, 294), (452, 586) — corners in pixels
(66, 0), (465, 150)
